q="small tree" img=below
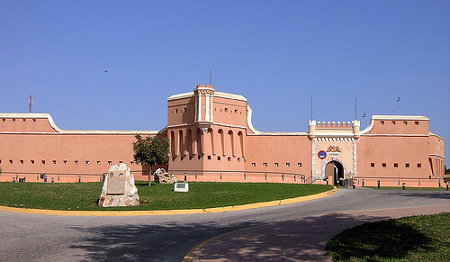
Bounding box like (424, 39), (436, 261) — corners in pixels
(132, 134), (170, 186)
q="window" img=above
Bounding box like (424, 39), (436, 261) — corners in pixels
(275, 163), (279, 167)
(175, 109), (178, 113)
(41, 160), (45, 164)
(119, 161), (123, 163)
(23, 119), (26, 122)
(52, 160), (57, 164)
(86, 161), (90, 165)
(225, 108), (228, 112)
(108, 161), (112, 165)
(9, 159), (13, 164)
(197, 156), (201, 160)
(20, 160), (24, 164)
(415, 121), (419, 125)
(403, 121), (407, 125)
(30, 160), (34, 164)
(380, 121), (384, 125)
(394, 163), (398, 167)
(371, 163), (375, 167)
(63, 160), (67, 165)
(97, 161), (101, 165)
(207, 156), (211, 160)
(392, 121), (396, 125)
(298, 163), (302, 167)
(417, 163), (421, 168)
(286, 163), (290, 167)
(75, 161), (79, 165)
(234, 109), (238, 113)
(217, 156), (221, 160)
(263, 163), (267, 167)
(382, 163), (386, 167)
(405, 163), (410, 168)
(252, 163), (256, 167)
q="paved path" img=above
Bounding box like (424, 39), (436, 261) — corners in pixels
(0, 188), (448, 262)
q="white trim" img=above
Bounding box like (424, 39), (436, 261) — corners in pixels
(167, 92), (194, 101)
(214, 92), (247, 102)
(205, 93), (210, 121)
(428, 154), (445, 159)
(197, 93), (202, 121)
(371, 115), (429, 121)
(246, 105), (260, 134)
(0, 113), (159, 135)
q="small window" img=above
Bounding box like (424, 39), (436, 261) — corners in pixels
(108, 161), (112, 165)
(33, 119), (36, 122)
(415, 121), (419, 125)
(63, 160), (67, 165)
(298, 163), (302, 167)
(286, 163), (290, 167)
(75, 161), (79, 165)
(403, 121), (407, 125)
(380, 121), (384, 125)
(130, 161), (134, 165)
(405, 163), (410, 168)
(9, 159), (13, 164)
(175, 109), (178, 113)
(119, 161), (123, 163)
(371, 163), (375, 167)
(41, 160), (46, 164)
(53, 160), (57, 164)
(263, 163), (267, 167)
(197, 156), (200, 160)
(97, 161), (101, 165)
(12, 119), (15, 122)
(234, 109), (238, 113)
(252, 163), (256, 167)
(225, 108), (228, 112)
(237, 157), (241, 162)
(217, 156), (221, 160)
(228, 157), (231, 161)
(207, 156), (211, 160)
(30, 160), (34, 164)
(86, 161), (90, 165)
(275, 163), (279, 167)
(392, 121), (396, 125)
(394, 163), (398, 167)
(23, 119), (26, 122)
(382, 163), (386, 167)
(417, 163), (421, 168)
(20, 160), (24, 164)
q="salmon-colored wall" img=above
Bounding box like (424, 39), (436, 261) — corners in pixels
(0, 86), (445, 187)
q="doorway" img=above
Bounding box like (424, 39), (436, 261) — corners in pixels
(325, 161), (344, 186)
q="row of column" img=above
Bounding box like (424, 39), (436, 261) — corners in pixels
(170, 128), (245, 159)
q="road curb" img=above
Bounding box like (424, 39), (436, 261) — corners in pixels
(0, 187), (337, 216)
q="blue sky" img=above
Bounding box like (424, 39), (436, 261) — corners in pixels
(1, 1), (449, 162)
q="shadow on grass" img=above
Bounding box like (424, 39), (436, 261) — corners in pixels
(325, 219), (433, 261)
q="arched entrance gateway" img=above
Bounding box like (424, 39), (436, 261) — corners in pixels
(325, 161), (344, 186)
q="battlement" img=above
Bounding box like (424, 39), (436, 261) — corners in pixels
(195, 84), (214, 88)
(316, 121), (353, 129)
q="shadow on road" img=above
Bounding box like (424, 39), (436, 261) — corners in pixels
(68, 221), (259, 262)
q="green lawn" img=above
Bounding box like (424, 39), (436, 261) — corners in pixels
(0, 181), (333, 211)
(325, 212), (450, 262)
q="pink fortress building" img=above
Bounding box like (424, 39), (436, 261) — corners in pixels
(0, 85), (445, 187)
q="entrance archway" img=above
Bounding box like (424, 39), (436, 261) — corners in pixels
(325, 161), (344, 186)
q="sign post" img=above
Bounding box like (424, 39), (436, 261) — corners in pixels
(318, 150), (327, 184)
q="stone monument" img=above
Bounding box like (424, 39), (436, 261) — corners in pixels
(98, 163), (139, 207)
(154, 168), (179, 184)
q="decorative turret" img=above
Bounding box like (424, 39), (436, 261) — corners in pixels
(194, 84), (215, 133)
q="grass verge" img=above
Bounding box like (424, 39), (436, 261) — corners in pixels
(325, 212), (450, 262)
(0, 181), (333, 211)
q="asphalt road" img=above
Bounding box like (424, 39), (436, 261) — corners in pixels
(0, 188), (448, 262)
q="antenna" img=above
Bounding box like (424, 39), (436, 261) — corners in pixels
(210, 70), (212, 85)
(29, 95), (32, 113)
